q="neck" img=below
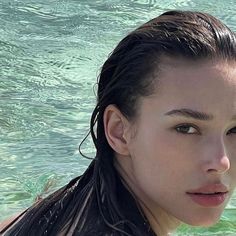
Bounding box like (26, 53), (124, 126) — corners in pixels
(139, 200), (181, 236)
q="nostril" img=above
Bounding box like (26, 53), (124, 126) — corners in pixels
(207, 168), (217, 173)
(206, 155), (230, 174)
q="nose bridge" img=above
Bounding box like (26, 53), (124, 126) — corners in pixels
(215, 134), (226, 156)
(203, 133), (230, 174)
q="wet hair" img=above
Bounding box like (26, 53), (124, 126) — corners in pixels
(3, 10), (236, 236)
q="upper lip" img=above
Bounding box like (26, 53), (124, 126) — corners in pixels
(186, 183), (229, 194)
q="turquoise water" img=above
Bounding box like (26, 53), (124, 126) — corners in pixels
(0, 0), (236, 234)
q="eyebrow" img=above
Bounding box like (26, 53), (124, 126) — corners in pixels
(164, 108), (214, 121)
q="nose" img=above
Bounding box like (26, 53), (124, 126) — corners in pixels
(202, 137), (230, 174)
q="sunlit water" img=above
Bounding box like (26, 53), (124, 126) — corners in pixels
(0, 0), (236, 235)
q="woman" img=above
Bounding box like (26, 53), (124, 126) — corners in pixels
(1, 10), (236, 236)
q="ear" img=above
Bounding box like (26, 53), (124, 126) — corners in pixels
(103, 104), (131, 156)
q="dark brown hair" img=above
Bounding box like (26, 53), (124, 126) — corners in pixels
(3, 10), (236, 236)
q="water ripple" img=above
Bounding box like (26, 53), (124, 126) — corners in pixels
(16, 4), (58, 19)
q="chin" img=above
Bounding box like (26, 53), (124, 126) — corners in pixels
(186, 215), (221, 227)
(180, 204), (226, 227)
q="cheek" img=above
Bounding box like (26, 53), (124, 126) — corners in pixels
(226, 140), (236, 186)
(133, 128), (193, 167)
(130, 131), (189, 185)
(145, 131), (195, 166)
(229, 157), (236, 187)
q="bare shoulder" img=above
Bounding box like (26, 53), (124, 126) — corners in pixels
(0, 198), (43, 232)
(0, 211), (24, 232)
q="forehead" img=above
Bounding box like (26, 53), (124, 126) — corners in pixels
(147, 58), (236, 117)
(156, 57), (236, 92)
(158, 56), (236, 79)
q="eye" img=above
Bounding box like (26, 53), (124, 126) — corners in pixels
(227, 127), (236, 135)
(175, 124), (199, 134)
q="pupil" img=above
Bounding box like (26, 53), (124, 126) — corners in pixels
(180, 126), (190, 132)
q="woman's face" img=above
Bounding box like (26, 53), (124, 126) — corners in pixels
(119, 58), (236, 227)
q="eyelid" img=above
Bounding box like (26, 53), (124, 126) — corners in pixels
(173, 124), (236, 135)
(174, 123), (201, 134)
(226, 126), (236, 135)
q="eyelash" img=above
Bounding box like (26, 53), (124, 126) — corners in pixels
(174, 124), (236, 135)
(174, 124), (200, 135)
(227, 127), (236, 135)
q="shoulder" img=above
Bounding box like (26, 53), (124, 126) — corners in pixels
(0, 198), (43, 234)
(0, 211), (24, 232)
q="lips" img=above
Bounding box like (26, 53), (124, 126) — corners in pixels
(187, 183), (228, 194)
(186, 183), (229, 207)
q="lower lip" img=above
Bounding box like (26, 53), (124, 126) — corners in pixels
(187, 192), (228, 207)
